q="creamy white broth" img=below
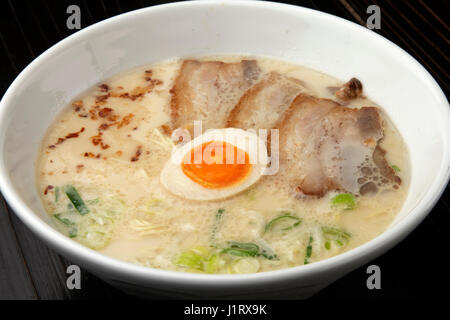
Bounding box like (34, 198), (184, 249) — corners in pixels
(37, 56), (409, 273)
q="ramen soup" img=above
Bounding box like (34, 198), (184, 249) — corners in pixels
(37, 56), (409, 274)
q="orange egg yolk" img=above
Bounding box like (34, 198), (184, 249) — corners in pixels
(181, 141), (252, 189)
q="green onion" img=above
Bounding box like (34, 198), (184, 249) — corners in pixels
(52, 214), (78, 239)
(321, 226), (351, 248)
(64, 185), (89, 215)
(221, 241), (278, 260)
(221, 248), (256, 257)
(209, 208), (225, 248)
(264, 213), (301, 233)
(391, 164), (401, 172)
(175, 247), (220, 273)
(322, 226), (351, 238)
(331, 193), (356, 210)
(68, 229), (78, 238)
(221, 242), (259, 257)
(203, 255), (220, 274)
(53, 214), (75, 226)
(54, 186), (60, 203)
(304, 236), (313, 264)
(257, 240), (279, 260)
(175, 251), (204, 270)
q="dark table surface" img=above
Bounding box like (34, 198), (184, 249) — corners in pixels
(0, 0), (448, 300)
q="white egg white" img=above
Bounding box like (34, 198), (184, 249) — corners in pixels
(160, 128), (268, 201)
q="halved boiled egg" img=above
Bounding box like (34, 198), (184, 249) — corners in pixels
(160, 128), (268, 200)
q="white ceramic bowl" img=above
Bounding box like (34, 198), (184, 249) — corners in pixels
(0, 0), (448, 299)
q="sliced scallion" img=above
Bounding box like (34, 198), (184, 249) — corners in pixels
(221, 242), (259, 257)
(304, 236), (313, 264)
(175, 247), (220, 274)
(52, 214), (78, 238)
(53, 213), (75, 226)
(264, 213), (301, 233)
(209, 208), (225, 248)
(54, 186), (60, 203)
(221, 241), (278, 260)
(331, 193), (356, 210)
(68, 229), (78, 238)
(321, 226), (351, 248)
(258, 241), (279, 261)
(64, 185), (89, 215)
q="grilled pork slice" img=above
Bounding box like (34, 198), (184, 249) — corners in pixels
(279, 94), (401, 197)
(226, 72), (306, 130)
(170, 59), (260, 133)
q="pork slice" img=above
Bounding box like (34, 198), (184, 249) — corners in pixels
(170, 59), (260, 132)
(372, 145), (402, 185)
(278, 94), (340, 196)
(279, 94), (400, 197)
(226, 72), (305, 130)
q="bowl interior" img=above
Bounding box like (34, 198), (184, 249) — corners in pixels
(0, 1), (448, 279)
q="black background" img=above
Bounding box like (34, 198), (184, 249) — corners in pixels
(0, 0), (448, 300)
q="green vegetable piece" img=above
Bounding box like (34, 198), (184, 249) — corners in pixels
(68, 229), (78, 238)
(53, 214), (75, 226)
(53, 214), (78, 239)
(221, 249), (256, 257)
(322, 226), (351, 239)
(64, 185), (89, 215)
(322, 226), (351, 247)
(264, 213), (301, 233)
(175, 247), (220, 273)
(210, 208), (225, 248)
(204, 255), (220, 274)
(331, 193), (356, 210)
(260, 250), (278, 261)
(221, 242), (260, 257)
(257, 241), (279, 261)
(391, 165), (401, 172)
(175, 251), (203, 270)
(304, 236), (313, 265)
(54, 186), (60, 203)
(221, 241), (278, 260)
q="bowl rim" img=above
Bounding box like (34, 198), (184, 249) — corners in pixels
(0, 0), (449, 287)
